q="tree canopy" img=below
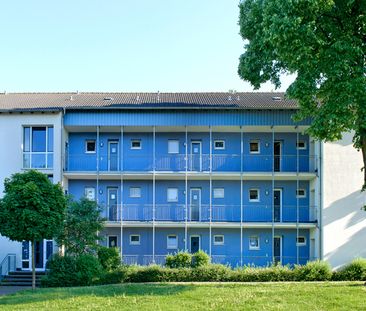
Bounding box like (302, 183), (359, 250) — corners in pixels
(238, 0), (366, 189)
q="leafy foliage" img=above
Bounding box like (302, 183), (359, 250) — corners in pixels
(238, 0), (366, 191)
(293, 260), (333, 281)
(332, 258), (366, 281)
(55, 198), (105, 256)
(165, 251), (192, 268)
(97, 246), (121, 271)
(191, 250), (210, 268)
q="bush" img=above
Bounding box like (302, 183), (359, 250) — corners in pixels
(190, 264), (232, 281)
(191, 250), (210, 268)
(231, 265), (294, 282)
(98, 265), (134, 285)
(97, 247), (121, 271)
(293, 260), (332, 281)
(42, 254), (103, 287)
(165, 251), (192, 269)
(332, 258), (366, 281)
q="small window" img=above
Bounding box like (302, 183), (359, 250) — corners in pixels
(167, 188), (178, 202)
(296, 140), (307, 150)
(131, 139), (141, 149)
(249, 236), (260, 250)
(129, 187), (141, 198)
(296, 189), (306, 198)
(130, 235), (140, 245)
(249, 140), (260, 153)
(249, 189), (260, 202)
(168, 140), (179, 154)
(213, 188), (225, 199)
(108, 236), (118, 248)
(85, 187), (96, 201)
(167, 235), (178, 249)
(296, 236), (306, 246)
(213, 235), (224, 245)
(85, 140), (96, 153)
(214, 140), (225, 150)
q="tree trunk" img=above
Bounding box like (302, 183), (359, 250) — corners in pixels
(32, 240), (36, 290)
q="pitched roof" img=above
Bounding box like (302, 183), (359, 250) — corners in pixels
(0, 92), (298, 111)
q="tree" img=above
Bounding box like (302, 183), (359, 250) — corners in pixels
(0, 170), (66, 289)
(55, 198), (105, 256)
(238, 0), (366, 191)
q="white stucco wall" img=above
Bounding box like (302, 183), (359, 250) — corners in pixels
(322, 132), (366, 269)
(0, 112), (62, 269)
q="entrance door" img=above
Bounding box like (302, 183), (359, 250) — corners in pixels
(190, 188), (201, 221)
(108, 141), (119, 171)
(190, 236), (200, 253)
(108, 188), (118, 221)
(273, 189), (282, 222)
(108, 236), (118, 248)
(273, 236), (282, 264)
(274, 141), (282, 172)
(35, 241), (44, 269)
(191, 141), (202, 171)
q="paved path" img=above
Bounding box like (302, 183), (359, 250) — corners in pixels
(0, 286), (31, 296)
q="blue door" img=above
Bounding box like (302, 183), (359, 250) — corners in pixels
(35, 241), (44, 269)
(273, 189), (282, 222)
(190, 236), (200, 253)
(108, 188), (118, 221)
(273, 237), (282, 264)
(274, 141), (281, 172)
(108, 141), (119, 171)
(191, 141), (202, 171)
(190, 188), (201, 221)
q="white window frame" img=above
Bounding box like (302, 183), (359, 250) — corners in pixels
(168, 140), (179, 154)
(296, 236), (307, 246)
(167, 235), (178, 249)
(129, 187), (141, 198)
(249, 188), (260, 202)
(296, 140), (307, 150)
(167, 188), (178, 202)
(85, 140), (96, 153)
(249, 139), (260, 154)
(214, 140), (225, 150)
(131, 139), (142, 150)
(129, 235), (140, 245)
(213, 235), (224, 245)
(213, 188), (225, 199)
(84, 187), (96, 201)
(249, 236), (260, 250)
(296, 189), (306, 198)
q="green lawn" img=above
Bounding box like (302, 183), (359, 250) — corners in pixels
(0, 282), (365, 311)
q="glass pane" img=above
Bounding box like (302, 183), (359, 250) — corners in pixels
(31, 153), (46, 168)
(47, 153), (53, 168)
(23, 127), (30, 152)
(168, 140), (179, 153)
(167, 188), (178, 201)
(23, 153), (30, 168)
(32, 127), (46, 152)
(48, 127), (54, 152)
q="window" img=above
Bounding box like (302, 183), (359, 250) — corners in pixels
(296, 140), (307, 150)
(214, 140), (225, 150)
(167, 188), (178, 202)
(85, 187), (96, 201)
(249, 189), (260, 202)
(213, 188), (225, 199)
(167, 235), (178, 249)
(130, 235), (140, 245)
(249, 236), (260, 250)
(85, 140), (96, 153)
(23, 126), (53, 169)
(168, 140), (179, 154)
(296, 236), (306, 246)
(129, 187), (141, 198)
(296, 189), (306, 198)
(131, 139), (141, 149)
(213, 235), (224, 245)
(249, 140), (260, 153)
(108, 236), (118, 248)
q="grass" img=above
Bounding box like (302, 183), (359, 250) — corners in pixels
(0, 282), (365, 310)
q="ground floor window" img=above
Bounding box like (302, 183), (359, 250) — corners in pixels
(213, 235), (224, 245)
(249, 236), (260, 250)
(130, 235), (140, 245)
(167, 235), (178, 249)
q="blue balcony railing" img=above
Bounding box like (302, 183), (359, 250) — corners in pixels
(64, 154), (317, 173)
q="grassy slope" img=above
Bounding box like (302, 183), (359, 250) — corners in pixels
(0, 282), (365, 311)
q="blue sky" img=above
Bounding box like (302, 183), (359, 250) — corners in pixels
(0, 1), (293, 92)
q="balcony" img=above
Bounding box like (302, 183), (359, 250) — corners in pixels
(64, 154), (317, 173)
(104, 204), (318, 223)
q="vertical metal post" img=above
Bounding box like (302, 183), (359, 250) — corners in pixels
(296, 127), (300, 264)
(152, 126), (156, 264)
(271, 126), (275, 264)
(120, 126), (124, 262)
(209, 126), (212, 258)
(96, 126), (100, 244)
(240, 126), (243, 266)
(185, 126), (188, 251)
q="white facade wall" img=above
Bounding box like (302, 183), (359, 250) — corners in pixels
(0, 112), (62, 269)
(322, 132), (366, 269)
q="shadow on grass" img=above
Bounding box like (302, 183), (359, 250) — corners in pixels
(0, 283), (195, 306)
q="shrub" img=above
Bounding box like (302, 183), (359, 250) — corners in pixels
(293, 260), (332, 281)
(191, 250), (210, 268)
(98, 265), (133, 285)
(165, 251), (192, 268)
(231, 265), (294, 282)
(190, 264), (232, 282)
(128, 265), (167, 282)
(97, 246), (121, 271)
(42, 254), (103, 287)
(333, 258), (366, 281)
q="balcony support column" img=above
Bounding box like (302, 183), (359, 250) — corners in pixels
(209, 125), (212, 258)
(152, 126), (156, 264)
(271, 125), (275, 264)
(120, 126), (124, 262)
(240, 126), (243, 266)
(185, 126), (188, 251)
(296, 127), (300, 265)
(96, 126), (100, 245)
